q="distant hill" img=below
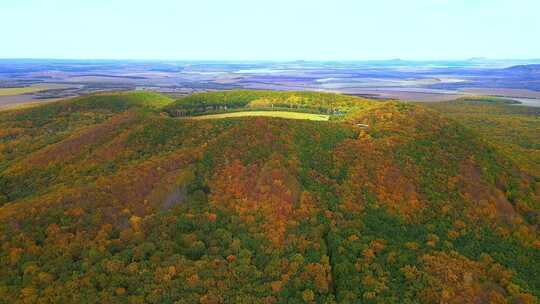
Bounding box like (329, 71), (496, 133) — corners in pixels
(0, 91), (538, 303)
(504, 64), (540, 74)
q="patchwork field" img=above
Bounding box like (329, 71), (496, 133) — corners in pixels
(1, 59), (539, 107)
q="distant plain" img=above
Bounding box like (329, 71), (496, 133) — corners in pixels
(1, 59), (540, 108)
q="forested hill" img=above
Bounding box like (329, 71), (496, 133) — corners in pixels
(0, 91), (538, 303)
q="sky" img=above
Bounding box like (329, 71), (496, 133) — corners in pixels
(1, 0), (539, 60)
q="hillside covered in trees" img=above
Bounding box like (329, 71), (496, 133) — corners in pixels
(0, 91), (538, 303)
(423, 97), (540, 178)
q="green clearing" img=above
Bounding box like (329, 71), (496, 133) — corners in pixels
(187, 110), (331, 121)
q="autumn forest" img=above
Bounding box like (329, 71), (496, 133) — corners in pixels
(0, 90), (538, 303)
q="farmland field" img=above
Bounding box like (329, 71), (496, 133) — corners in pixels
(0, 84), (68, 96)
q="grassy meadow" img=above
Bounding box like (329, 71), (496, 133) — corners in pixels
(187, 110), (330, 121)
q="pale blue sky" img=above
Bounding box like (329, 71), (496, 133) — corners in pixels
(1, 0), (539, 60)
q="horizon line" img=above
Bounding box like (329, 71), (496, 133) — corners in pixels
(1, 57), (540, 63)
